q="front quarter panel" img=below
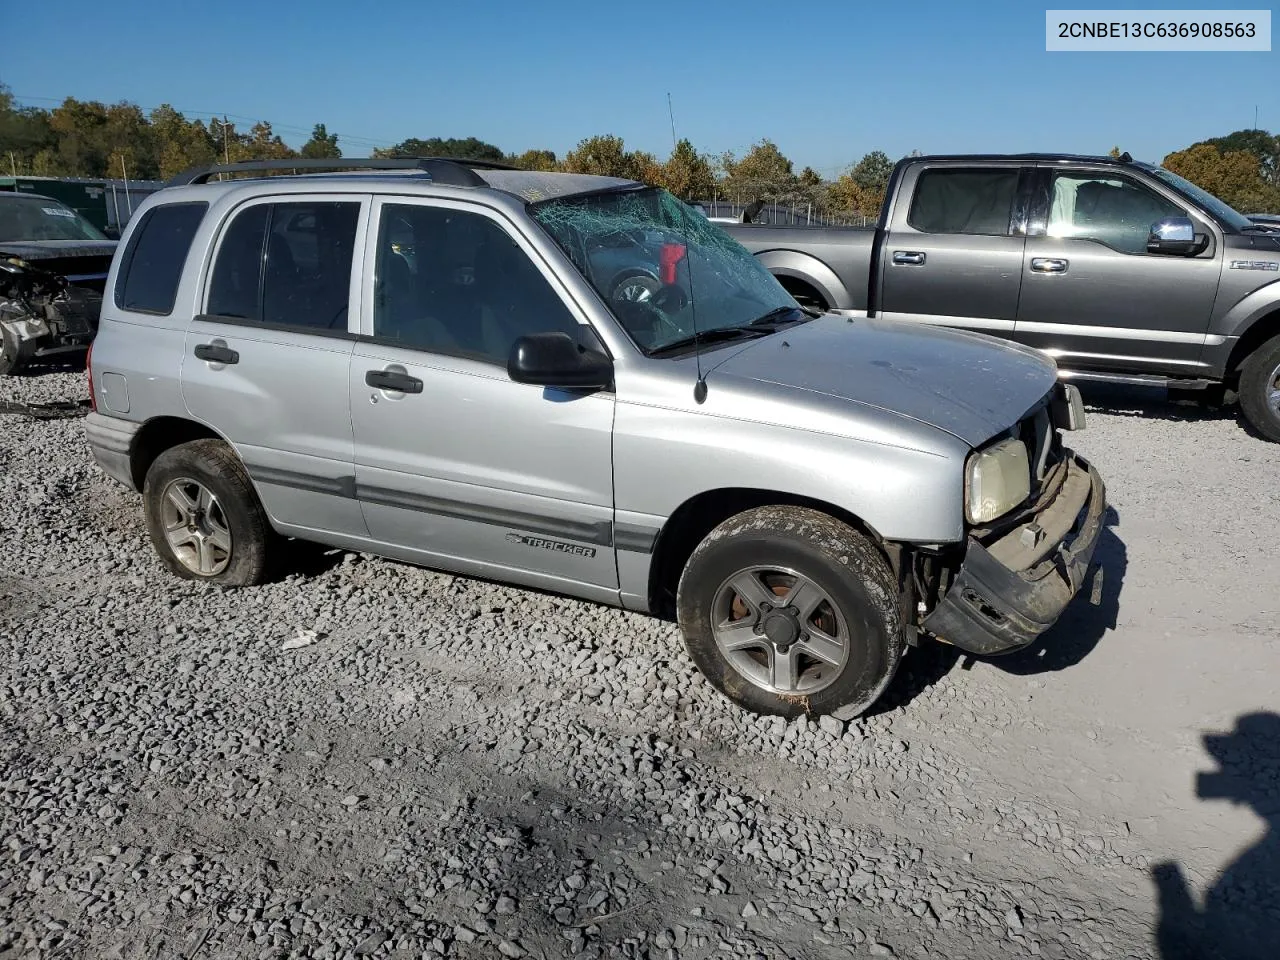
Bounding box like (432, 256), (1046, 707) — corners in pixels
(1204, 239), (1280, 373)
(611, 364), (970, 568)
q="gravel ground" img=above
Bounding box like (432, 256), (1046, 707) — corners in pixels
(2, 370), (1277, 960)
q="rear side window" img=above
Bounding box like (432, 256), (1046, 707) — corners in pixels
(113, 202), (207, 314)
(907, 169), (1020, 236)
(206, 200), (359, 332)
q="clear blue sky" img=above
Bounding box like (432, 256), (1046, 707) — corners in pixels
(5, 0), (1277, 176)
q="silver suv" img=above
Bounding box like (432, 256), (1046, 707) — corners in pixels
(84, 158), (1106, 720)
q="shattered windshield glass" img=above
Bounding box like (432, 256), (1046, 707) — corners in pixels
(0, 196), (108, 242)
(530, 186), (804, 355)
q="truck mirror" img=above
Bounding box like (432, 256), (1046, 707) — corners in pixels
(1147, 216), (1199, 255)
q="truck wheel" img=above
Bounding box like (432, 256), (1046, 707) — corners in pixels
(676, 506), (903, 720)
(141, 439), (276, 586)
(1238, 334), (1280, 443)
(0, 325), (33, 376)
(611, 272), (660, 303)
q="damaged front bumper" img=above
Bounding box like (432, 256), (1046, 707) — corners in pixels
(920, 451), (1106, 656)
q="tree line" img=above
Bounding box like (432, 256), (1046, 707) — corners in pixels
(3, 84), (1278, 216)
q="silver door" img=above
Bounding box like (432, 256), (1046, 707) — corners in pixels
(1014, 166), (1222, 374)
(349, 197), (617, 593)
(878, 163), (1028, 335)
(181, 194), (370, 537)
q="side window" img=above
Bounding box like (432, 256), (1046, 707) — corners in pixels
(1047, 173), (1185, 254)
(114, 202), (207, 315)
(907, 169), (1020, 236)
(372, 203), (580, 365)
(206, 200), (359, 331)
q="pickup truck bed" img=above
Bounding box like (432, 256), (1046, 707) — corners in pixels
(723, 224), (875, 314)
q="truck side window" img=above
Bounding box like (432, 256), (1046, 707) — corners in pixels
(206, 201), (359, 331)
(371, 203), (579, 366)
(907, 169), (1019, 236)
(114, 202), (207, 315)
(1047, 173), (1185, 255)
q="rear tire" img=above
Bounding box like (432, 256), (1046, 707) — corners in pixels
(676, 506), (903, 720)
(1238, 334), (1280, 442)
(142, 439), (276, 586)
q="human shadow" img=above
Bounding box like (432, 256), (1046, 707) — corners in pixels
(1152, 712), (1280, 960)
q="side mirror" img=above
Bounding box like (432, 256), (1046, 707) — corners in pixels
(508, 331), (613, 390)
(1147, 216), (1202, 255)
(101, 225), (121, 240)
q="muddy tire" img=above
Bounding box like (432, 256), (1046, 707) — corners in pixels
(676, 506), (903, 720)
(1238, 333), (1280, 443)
(142, 439), (276, 587)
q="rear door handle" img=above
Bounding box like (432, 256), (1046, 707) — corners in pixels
(194, 342), (239, 364)
(892, 251), (926, 265)
(365, 369), (423, 394)
(1031, 257), (1069, 274)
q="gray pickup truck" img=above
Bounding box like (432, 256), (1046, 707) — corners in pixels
(722, 153), (1280, 441)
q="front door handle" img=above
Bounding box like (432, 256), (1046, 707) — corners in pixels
(1031, 257), (1069, 274)
(194, 342), (239, 364)
(365, 369), (423, 394)
(892, 251), (926, 265)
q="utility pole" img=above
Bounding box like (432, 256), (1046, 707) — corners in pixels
(8, 151), (16, 177)
(120, 154), (133, 216)
(667, 93), (678, 152)
(211, 116), (232, 164)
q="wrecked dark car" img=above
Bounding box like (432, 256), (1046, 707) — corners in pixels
(0, 192), (118, 375)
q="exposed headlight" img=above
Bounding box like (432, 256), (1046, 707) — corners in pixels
(965, 437), (1031, 524)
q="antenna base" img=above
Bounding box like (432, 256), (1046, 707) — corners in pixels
(694, 379), (707, 404)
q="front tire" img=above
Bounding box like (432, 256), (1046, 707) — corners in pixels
(0, 325), (33, 376)
(1238, 334), (1280, 442)
(676, 506), (903, 720)
(142, 439), (276, 586)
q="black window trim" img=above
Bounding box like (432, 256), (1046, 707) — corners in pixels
(905, 165), (1025, 238)
(113, 200), (209, 316)
(364, 196), (603, 369)
(353, 324), (604, 374)
(192, 313), (363, 341)
(200, 194), (366, 341)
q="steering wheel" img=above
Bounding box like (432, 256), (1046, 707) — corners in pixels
(612, 293), (686, 349)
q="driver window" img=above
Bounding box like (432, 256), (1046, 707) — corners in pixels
(1047, 173), (1185, 254)
(372, 203), (580, 365)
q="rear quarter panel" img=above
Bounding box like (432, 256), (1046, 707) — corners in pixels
(719, 224), (875, 312)
(91, 190), (206, 427)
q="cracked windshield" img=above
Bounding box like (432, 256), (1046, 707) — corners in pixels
(531, 186), (809, 355)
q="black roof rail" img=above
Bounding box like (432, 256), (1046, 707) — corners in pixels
(165, 156), (514, 188)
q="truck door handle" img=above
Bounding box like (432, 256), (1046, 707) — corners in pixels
(365, 369), (423, 394)
(194, 342), (239, 364)
(892, 251), (926, 265)
(1031, 258), (1069, 274)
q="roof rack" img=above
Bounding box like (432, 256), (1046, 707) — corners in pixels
(165, 156), (515, 188)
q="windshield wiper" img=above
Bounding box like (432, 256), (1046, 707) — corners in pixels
(1240, 224), (1280, 234)
(648, 326), (774, 357)
(747, 305), (815, 327)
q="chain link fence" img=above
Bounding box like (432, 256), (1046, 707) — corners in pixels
(690, 199), (876, 228)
